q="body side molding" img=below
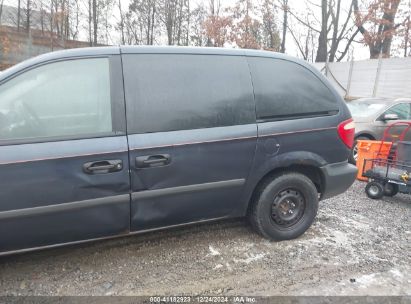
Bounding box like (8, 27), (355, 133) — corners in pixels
(132, 179), (246, 200)
(0, 194), (130, 220)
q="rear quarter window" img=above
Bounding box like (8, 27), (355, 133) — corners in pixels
(248, 57), (339, 121)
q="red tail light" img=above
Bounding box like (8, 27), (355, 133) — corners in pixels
(338, 119), (355, 149)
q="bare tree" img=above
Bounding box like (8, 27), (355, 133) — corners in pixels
(279, 0), (288, 53)
(0, 0), (5, 24)
(189, 3), (207, 46)
(118, 0), (125, 44)
(93, 0), (97, 45)
(71, 0), (81, 40)
(315, 0), (329, 62)
(17, 0), (22, 31)
(404, 15), (411, 56)
(158, 0), (189, 45)
(127, 0), (157, 45)
(399, 0), (411, 56)
(38, 0), (46, 35)
(328, 0), (360, 62)
(288, 16), (316, 61)
(261, 0), (281, 51)
(84, 0), (107, 45)
(287, 0), (357, 62)
(25, 0), (34, 33)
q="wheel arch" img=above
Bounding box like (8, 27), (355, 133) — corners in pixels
(355, 133), (376, 140)
(245, 163), (325, 216)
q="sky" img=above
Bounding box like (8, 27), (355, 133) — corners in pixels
(1, 0), (381, 61)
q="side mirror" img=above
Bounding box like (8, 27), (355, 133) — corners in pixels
(382, 113), (399, 121)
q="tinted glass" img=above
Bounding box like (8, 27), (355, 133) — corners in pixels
(385, 103), (411, 120)
(0, 58), (112, 141)
(123, 54), (255, 133)
(248, 57), (339, 121)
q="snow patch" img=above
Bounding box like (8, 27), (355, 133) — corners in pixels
(390, 269), (403, 279)
(234, 253), (265, 264)
(356, 273), (377, 287)
(208, 246), (220, 256)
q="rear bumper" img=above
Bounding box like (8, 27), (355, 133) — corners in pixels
(320, 161), (358, 200)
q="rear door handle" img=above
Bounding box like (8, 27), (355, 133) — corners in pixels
(83, 160), (123, 174)
(136, 154), (171, 168)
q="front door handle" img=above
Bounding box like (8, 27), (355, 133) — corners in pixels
(136, 154), (171, 168)
(83, 160), (123, 174)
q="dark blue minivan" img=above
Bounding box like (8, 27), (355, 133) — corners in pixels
(0, 46), (357, 255)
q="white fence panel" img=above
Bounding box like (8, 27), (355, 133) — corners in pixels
(349, 59), (378, 98)
(311, 57), (411, 99)
(377, 57), (411, 99)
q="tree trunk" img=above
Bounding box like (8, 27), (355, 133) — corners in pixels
(166, 1), (174, 45)
(50, 0), (54, 50)
(405, 16), (410, 57)
(17, 0), (21, 31)
(280, 0), (287, 53)
(315, 0), (328, 62)
(0, 0), (4, 24)
(60, 0), (65, 39)
(88, 0), (92, 46)
(26, 0), (31, 33)
(93, 0), (98, 46)
(118, 0), (125, 44)
(380, 1), (400, 58)
(186, 0), (190, 46)
(150, 1), (156, 45)
(39, 1), (44, 36)
(328, 0), (341, 62)
(146, 6), (151, 45)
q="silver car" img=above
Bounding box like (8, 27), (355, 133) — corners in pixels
(347, 98), (411, 163)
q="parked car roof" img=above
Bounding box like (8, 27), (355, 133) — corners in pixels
(352, 98), (391, 104)
(395, 98), (411, 103)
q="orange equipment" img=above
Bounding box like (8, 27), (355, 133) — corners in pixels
(356, 140), (392, 181)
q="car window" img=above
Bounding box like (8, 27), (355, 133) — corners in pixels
(123, 54), (255, 134)
(0, 58), (112, 141)
(385, 103), (411, 120)
(347, 101), (386, 118)
(248, 57), (339, 121)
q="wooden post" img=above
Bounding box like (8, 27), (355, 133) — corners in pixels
(346, 56), (355, 99)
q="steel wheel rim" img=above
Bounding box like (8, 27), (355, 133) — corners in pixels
(368, 185), (380, 196)
(353, 144), (359, 161)
(271, 189), (305, 228)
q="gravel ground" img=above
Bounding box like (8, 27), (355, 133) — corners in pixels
(0, 181), (410, 296)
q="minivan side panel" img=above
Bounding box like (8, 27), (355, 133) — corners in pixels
(128, 125), (257, 230)
(0, 138), (131, 252)
(122, 53), (258, 230)
(236, 56), (355, 214)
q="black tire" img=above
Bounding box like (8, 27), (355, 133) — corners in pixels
(384, 183), (399, 197)
(349, 136), (371, 165)
(249, 172), (319, 241)
(365, 181), (384, 200)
